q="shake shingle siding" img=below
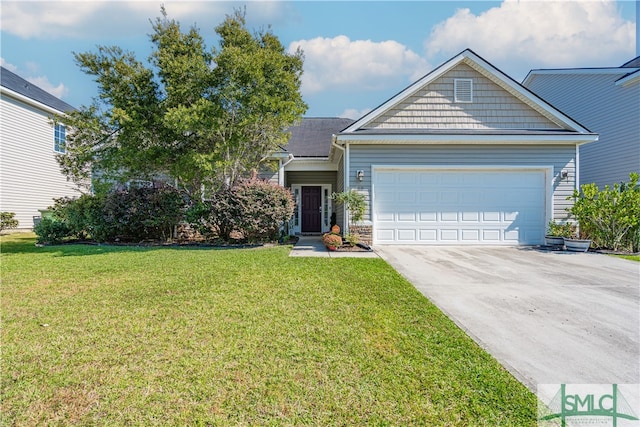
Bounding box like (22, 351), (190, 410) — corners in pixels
(366, 64), (563, 130)
(524, 71), (639, 188)
(348, 144), (576, 222)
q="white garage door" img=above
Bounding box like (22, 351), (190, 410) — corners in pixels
(373, 168), (547, 245)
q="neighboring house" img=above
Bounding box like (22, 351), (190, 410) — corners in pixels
(1, 67), (79, 230)
(272, 49), (597, 246)
(523, 57), (640, 189)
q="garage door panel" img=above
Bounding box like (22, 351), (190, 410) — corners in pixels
(374, 169), (546, 245)
(397, 229), (417, 241)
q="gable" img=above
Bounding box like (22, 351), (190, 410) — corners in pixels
(363, 63), (563, 131)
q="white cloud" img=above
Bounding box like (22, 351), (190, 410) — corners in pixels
(339, 108), (372, 120)
(1, 58), (68, 99)
(289, 35), (431, 94)
(0, 1), (287, 40)
(425, 0), (635, 78)
(0, 58), (18, 72)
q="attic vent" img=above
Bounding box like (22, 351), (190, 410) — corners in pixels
(454, 78), (473, 103)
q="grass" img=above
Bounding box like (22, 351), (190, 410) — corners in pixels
(613, 254), (640, 262)
(1, 233), (536, 425)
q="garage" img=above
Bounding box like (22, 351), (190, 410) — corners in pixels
(372, 168), (549, 245)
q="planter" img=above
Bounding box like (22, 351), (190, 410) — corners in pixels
(563, 238), (592, 252)
(544, 235), (565, 247)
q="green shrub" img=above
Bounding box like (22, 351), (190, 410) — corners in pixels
(185, 180), (294, 243)
(568, 173), (640, 251)
(0, 212), (19, 231)
(234, 180), (295, 242)
(331, 190), (366, 226)
(101, 186), (185, 242)
(546, 220), (575, 238)
(34, 218), (72, 244)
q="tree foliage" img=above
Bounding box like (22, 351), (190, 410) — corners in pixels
(58, 7), (306, 195)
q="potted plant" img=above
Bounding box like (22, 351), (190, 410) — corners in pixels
(322, 233), (342, 251)
(545, 220), (574, 247)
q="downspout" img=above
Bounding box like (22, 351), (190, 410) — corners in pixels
(331, 135), (349, 234)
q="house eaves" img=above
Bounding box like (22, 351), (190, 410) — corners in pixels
(336, 129), (598, 146)
(1, 66), (76, 114)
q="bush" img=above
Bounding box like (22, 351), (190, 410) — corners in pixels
(38, 186), (185, 243)
(0, 212), (19, 231)
(101, 186), (185, 242)
(568, 173), (640, 252)
(34, 218), (72, 244)
(546, 220), (575, 238)
(185, 180), (295, 243)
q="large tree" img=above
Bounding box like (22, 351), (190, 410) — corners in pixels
(58, 7), (306, 195)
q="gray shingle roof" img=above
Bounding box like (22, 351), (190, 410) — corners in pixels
(621, 57), (640, 68)
(284, 117), (355, 157)
(1, 66), (76, 113)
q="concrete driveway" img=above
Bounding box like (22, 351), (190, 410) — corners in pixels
(375, 246), (640, 391)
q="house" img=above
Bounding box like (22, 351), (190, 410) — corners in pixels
(0, 67), (79, 230)
(522, 57), (640, 189)
(264, 117), (354, 234)
(273, 49), (598, 246)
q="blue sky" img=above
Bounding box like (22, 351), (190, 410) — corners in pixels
(1, 1), (637, 119)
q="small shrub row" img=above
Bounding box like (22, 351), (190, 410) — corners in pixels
(35, 180), (294, 245)
(35, 186), (185, 244)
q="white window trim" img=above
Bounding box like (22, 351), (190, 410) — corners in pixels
(53, 123), (66, 154)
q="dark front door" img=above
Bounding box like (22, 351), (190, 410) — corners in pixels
(301, 186), (322, 233)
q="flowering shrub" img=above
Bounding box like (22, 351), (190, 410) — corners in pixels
(322, 233), (342, 247)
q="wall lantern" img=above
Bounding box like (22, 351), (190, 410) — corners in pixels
(561, 170), (569, 181)
(356, 170), (364, 181)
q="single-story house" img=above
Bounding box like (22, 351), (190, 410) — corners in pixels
(523, 57), (640, 189)
(0, 67), (79, 230)
(271, 49), (598, 246)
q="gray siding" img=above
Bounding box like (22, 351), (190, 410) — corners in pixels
(525, 72), (640, 188)
(257, 167), (279, 185)
(348, 144), (576, 222)
(366, 63), (562, 130)
(285, 171), (337, 190)
(1, 93), (80, 230)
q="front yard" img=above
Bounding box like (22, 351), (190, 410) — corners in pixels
(1, 234), (536, 425)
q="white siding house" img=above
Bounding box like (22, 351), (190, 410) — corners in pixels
(1, 67), (79, 230)
(523, 58), (640, 188)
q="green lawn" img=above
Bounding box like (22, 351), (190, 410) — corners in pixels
(614, 254), (640, 262)
(1, 233), (536, 425)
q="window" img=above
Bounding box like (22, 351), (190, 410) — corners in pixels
(454, 78), (473, 103)
(54, 123), (66, 153)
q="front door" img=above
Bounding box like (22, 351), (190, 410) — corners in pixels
(301, 186), (322, 233)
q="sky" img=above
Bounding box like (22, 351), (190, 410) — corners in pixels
(1, 0), (637, 119)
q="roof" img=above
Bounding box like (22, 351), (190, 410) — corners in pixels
(523, 56), (640, 86)
(342, 49), (592, 136)
(0, 66), (75, 113)
(284, 117), (355, 157)
(621, 57), (640, 68)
